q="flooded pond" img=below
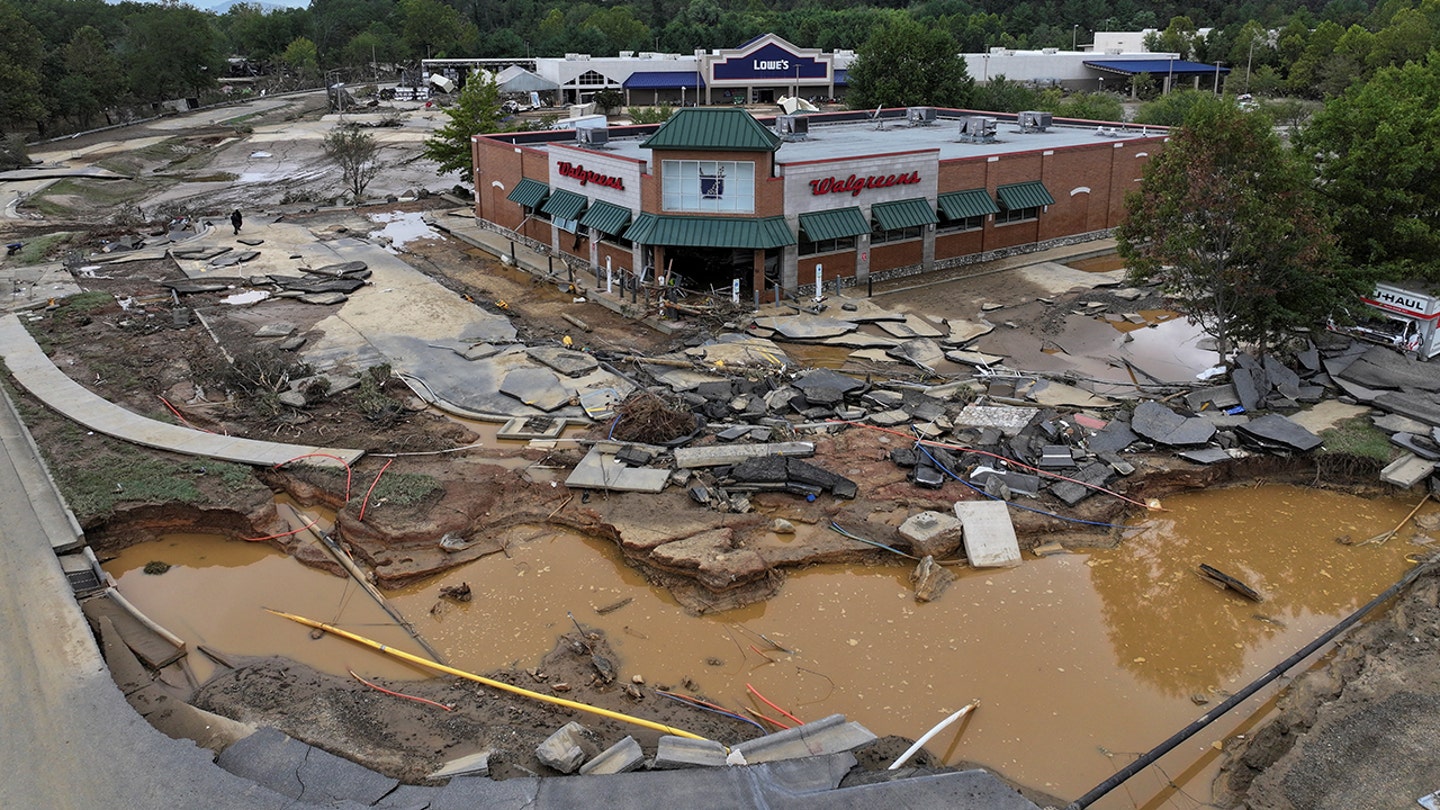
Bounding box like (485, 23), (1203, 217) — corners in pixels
(106, 484), (1430, 806)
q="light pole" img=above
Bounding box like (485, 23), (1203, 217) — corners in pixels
(1072, 24), (1080, 50)
(1245, 35), (1258, 92)
(1213, 61), (1224, 94)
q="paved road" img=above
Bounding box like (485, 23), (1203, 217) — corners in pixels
(0, 387), (299, 809)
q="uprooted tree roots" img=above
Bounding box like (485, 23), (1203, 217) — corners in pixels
(608, 391), (697, 444)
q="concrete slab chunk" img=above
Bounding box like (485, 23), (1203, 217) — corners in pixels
(653, 736), (728, 769)
(898, 510), (964, 559)
(499, 367), (571, 412)
(255, 322), (296, 338)
(565, 447), (670, 492)
(527, 346), (600, 378)
(731, 714), (878, 764)
(578, 736), (644, 775)
(753, 315), (857, 340)
(674, 442), (815, 468)
(536, 721), (598, 774)
(1131, 401), (1216, 447)
(952, 500), (1021, 568)
(1237, 413), (1323, 452)
(1374, 391), (1440, 427)
(1381, 453), (1436, 487)
(954, 405), (1039, 437)
(431, 751), (490, 779)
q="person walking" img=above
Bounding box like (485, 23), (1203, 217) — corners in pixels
(230, 209), (242, 235)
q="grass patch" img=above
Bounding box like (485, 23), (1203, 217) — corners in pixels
(31, 177), (149, 214)
(12, 232), (75, 265)
(180, 172), (239, 183)
(54, 449), (206, 520)
(369, 471), (440, 507)
(1318, 416), (1396, 462)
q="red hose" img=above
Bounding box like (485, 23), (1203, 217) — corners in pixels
(349, 670), (454, 711)
(357, 459), (394, 523)
(157, 395), (218, 434)
(746, 683), (803, 725)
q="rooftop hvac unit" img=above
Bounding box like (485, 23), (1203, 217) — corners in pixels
(906, 106), (937, 126)
(1041, 47), (1059, 54)
(1017, 110), (1053, 133)
(776, 115), (809, 140)
(957, 116), (997, 143)
(575, 126), (609, 146)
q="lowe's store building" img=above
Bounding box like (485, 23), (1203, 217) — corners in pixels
(471, 105), (1165, 296)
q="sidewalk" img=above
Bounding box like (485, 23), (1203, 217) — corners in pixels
(0, 314), (362, 468)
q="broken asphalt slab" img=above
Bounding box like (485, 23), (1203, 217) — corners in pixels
(1336, 345), (1440, 392)
(1130, 401), (1216, 447)
(1237, 414), (1323, 452)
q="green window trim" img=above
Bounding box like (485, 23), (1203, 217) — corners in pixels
(871, 198), (938, 231)
(996, 181), (1055, 211)
(579, 200), (633, 236)
(798, 207), (870, 242)
(541, 188), (587, 221)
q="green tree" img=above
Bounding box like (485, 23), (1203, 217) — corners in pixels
(592, 88), (625, 113)
(422, 72), (507, 180)
(1298, 59), (1440, 282)
(280, 36), (319, 80)
(323, 125), (381, 202)
(58, 26), (124, 129)
(1133, 89), (1214, 126)
(846, 15), (972, 109)
(122, 6), (224, 101)
(0, 0), (46, 133)
(1118, 97), (1349, 357)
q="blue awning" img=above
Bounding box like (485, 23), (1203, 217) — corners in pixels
(1084, 59), (1231, 77)
(623, 71), (705, 90)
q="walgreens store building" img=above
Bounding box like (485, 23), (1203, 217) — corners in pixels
(472, 105), (1164, 296)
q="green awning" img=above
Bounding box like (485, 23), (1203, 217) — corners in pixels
(622, 214), (795, 249)
(996, 181), (1055, 210)
(507, 177), (549, 208)
(579, 200), (633, 235)
(938, 189), (999, 220)
(798, 208), (870, 242)
(871, 198), (938, 231)
(541, 188), (587, 220)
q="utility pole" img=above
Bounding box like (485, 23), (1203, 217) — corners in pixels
(1214, 61), (1224, 94)
(1072, 24), (1079, 50)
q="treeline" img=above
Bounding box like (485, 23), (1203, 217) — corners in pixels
(3, 0), (1439, 138)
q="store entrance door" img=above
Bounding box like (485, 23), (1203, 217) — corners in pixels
(664, 246), (755, 298)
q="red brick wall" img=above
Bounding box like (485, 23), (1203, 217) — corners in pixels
(799, 251), (857, 279)
(873, 239), (923, 270)
(474, 137), (551, 242)
(597, 242), (632, 273)
(936, 230), (984, 261)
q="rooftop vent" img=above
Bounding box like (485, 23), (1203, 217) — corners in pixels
(906, 106), (937, 126)
(1017, 110), (1053, 133)
(776, 115), (809, 140)
(576, 126), (609, 146)
(958, 116), (998, 144)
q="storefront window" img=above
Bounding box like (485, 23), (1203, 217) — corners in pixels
(871, 224), (922, 244)
(996, 207), (1039, 225)
(662, 160), (756, 213)
(798, 236), (856, 256)
(555, 216), (579, 233)
(937, 214), (984, 234)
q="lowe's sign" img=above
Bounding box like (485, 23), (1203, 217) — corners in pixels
(713, 43), (828, 81)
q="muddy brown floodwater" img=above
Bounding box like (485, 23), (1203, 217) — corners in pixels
(105, 484), (1431, 806)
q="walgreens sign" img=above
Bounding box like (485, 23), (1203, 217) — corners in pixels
(557, 161), (625, 190)
(808, 171), (921, 197)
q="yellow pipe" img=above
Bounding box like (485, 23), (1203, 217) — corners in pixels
(266, 609), (710, 741)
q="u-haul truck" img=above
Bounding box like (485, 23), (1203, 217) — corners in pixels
(1349, 282), (1440, 360)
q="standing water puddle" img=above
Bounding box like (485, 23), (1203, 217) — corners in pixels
(106, 484), (1429, 806)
